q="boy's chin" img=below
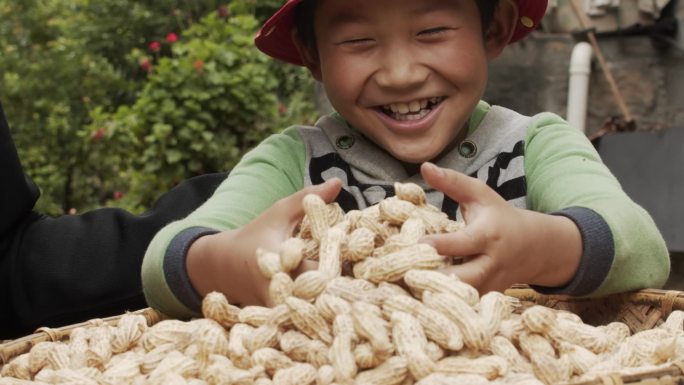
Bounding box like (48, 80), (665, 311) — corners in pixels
(393, 151), (438, 166)
(397, 156), (434, 174)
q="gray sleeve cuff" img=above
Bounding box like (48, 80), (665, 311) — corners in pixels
(163, 227), (219, 312)
(531, 207), (614, 296)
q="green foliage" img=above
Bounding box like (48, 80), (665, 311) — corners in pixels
(1, 0), (317, 215)
(93, 8), (317, 210)
(0, 0), (135, 213)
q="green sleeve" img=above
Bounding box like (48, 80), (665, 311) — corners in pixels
(141, 126), (307, 317)
(524, 113), (669, 295)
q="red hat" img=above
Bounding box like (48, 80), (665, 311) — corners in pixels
(255, 0), (548, 66)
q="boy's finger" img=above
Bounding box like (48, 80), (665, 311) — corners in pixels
(421, 229), (486, 258)
(438, 255), (495, 292)
(420, 162), (494, 205)
(309, 177), (343, 204)
(292, 259), (319, 279)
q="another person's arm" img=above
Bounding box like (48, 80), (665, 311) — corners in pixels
(0, 101), (227, 338)
(0, 102), (38, 237)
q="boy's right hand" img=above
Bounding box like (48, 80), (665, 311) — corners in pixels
(419, 163), (582, 294)
(186, 178), (342, 307)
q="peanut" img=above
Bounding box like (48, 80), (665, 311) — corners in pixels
(256, 248), (283, 279)
(238, 306), (273, 327)
(302, 194), (331, 242)
(355, 356), (409, 385)
(202, 291), (240, 329)
(422, 291), (492, 351)
(285, 297), (333, 345)
(403, 270), (478, 306)
(315, 294), (352, 322)
(318, 227), (345, 278)
(280, 237), (306, 272)
(294, 271), (328, 300)
(342, 227), (376, 262)
(394, 182), (426, 206)
(362, 244), (445, 283)
(272, 363), (317, 385)
(379, 197), (417, 225)
(329, 332), (358, 382)
(251, 348), (293, 376)
(390, 311), (436, 380)
(435, 355), (508, 381)
(383, 295), (464, 351)
(270, 272), (295, 306)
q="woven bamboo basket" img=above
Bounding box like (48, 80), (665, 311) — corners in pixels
(0, 308), (165, 367)
(2, 288), (684, 384)
(504, 285), (684, 385)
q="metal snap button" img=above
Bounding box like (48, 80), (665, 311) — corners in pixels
(459, 140), (477, 158)
(336, 135), (355, 150)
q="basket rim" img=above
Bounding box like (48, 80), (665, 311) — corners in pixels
(0, 307), (164, 366)
(505, 285), (684, 319)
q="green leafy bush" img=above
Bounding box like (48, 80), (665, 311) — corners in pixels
(91, 7), (317, 211)
(1, 0), (317, 214)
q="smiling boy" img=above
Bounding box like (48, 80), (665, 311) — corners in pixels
(141, 0), (669, 317)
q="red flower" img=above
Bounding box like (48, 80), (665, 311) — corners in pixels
(194, 59), (204, 72)
(217, 6), (229, 18)
(278, 103), (287, 114)
(92, 127), (106, 141)
(139, 58), (152, 72)
(113, 191), (123, 200)
(166, 32), (178, 43)
(148, 41), (161, 52)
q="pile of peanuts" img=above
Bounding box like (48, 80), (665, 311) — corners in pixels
(2, 182), (684, 385)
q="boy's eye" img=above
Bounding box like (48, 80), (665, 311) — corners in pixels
(338, 37), (374, 46)
(418, 27), (449, 36)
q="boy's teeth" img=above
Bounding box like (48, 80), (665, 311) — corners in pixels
(409, 101), (421, 113)
(387, 98), (437, 114)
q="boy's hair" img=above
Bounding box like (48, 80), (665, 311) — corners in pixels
(294, 0), (501, 53)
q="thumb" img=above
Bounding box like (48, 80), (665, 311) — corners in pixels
(306, 177), (343, 204)
(421, 162), (495, 205)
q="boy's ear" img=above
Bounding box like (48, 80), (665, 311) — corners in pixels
(292, 30), (323, 81)
(484, 0), (519, 59)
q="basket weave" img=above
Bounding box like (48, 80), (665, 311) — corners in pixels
(0, 307), (164, 367)
(504, 285), (684, 385)
(504, 286), (684, 334)
(2, 289), (684, 384)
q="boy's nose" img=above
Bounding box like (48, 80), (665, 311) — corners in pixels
(373, 47), (429, 91)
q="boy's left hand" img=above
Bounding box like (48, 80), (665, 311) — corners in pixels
(420, 163), (582, 294)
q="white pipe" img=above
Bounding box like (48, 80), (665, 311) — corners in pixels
(567, 42), (593, 134)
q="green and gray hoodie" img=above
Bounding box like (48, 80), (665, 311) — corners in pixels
(142, 101), (670, 318)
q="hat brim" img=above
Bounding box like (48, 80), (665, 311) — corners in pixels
(255, 0), (548, 66)
(255, 0), (305, 66)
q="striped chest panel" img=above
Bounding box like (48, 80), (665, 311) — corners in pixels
(299, 106), (531, 220)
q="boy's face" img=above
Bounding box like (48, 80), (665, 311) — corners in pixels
(303, 0), (512, 165)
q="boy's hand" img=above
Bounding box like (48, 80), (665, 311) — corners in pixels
(420, 163), (582, 294)
(187, 178), (342, 307)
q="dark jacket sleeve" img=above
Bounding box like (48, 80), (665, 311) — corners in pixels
(0, 102), (228, 339)
(0, 102), (39, 237)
